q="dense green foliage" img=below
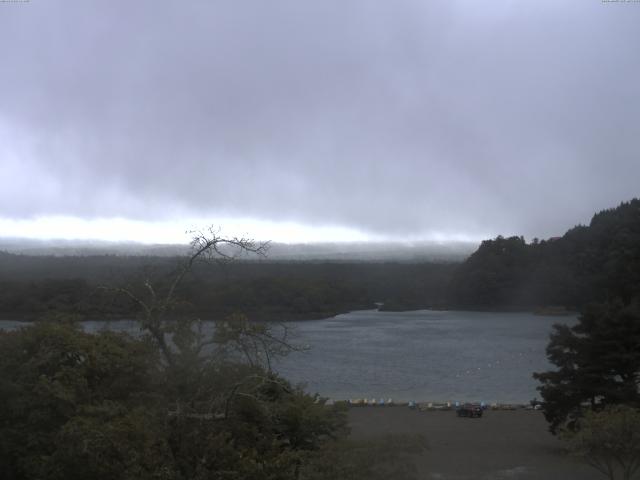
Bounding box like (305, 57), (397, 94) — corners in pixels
(560, 405), (640, 480)
(449, 199), (640, 309)
(533, 300), (640, 434)
(0, 321), (424, 480)
(0, 322), (167, 479)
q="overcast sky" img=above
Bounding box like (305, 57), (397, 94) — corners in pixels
(1, 0), (639, 244)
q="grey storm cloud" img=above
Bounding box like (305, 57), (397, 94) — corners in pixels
(1, 0), (639, 239)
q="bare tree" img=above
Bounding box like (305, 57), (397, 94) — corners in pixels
(103, 227), (269, 366)
(101, 227), (304, 419)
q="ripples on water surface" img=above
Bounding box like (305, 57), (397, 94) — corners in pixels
(274, 309), (575, 403)
(1, 310), (575, 403)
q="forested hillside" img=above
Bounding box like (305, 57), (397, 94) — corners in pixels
(3, 199), (638, 319)
(449, 199), (640, 309)
(0, 255), (456, 320)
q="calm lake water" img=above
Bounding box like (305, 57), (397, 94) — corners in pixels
(0, 310), (574, 404)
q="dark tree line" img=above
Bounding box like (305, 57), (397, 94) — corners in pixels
(0, 257), (456, 321)
(2, 199), (639, 320)
(448, 199), (640, 309)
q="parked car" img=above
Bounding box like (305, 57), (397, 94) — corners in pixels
(456, 403), (483, 418)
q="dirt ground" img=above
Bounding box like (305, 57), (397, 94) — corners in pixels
(348, 407), (603, 480)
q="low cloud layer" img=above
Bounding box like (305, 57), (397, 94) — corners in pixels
(1, 0), (639, 241)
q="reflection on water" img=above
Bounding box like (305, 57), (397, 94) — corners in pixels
(0, 309), (575, 403)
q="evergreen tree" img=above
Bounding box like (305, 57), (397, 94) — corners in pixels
(534, 299), (640, 433)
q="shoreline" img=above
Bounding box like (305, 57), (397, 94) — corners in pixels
(0, 305), (579, 323)
(340, 401), (538, 411)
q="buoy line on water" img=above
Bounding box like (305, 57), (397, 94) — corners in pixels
(325, 398), (541, 411)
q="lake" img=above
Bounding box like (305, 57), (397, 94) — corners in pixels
(0, 309), (574, 404)
(275, 309), (575, 404)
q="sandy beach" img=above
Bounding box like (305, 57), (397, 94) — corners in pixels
(348, 407), (602, 480)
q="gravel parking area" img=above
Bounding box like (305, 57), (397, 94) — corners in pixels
(348, 407), (602, 480)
